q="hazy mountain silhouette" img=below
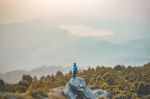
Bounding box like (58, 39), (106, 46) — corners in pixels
(0, 20), (150, 72)
(0, 66), (70, 83)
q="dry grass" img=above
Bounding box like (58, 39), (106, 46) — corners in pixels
(48, 93), (67, 99)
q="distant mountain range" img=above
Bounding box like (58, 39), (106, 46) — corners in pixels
(0, 66), (71, 83)
(0, 20), (150, 83)
(0, 20), (150, 72)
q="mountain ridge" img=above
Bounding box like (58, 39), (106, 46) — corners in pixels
(0, 65), (70, 83)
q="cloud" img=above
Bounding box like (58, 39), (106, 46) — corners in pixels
(59, 25), (114, 37)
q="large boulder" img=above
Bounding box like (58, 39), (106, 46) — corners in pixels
(64, 77), (111, 99)
(93, 89), (111, 98)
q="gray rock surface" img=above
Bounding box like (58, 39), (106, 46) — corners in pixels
(64, 77), (111, 99)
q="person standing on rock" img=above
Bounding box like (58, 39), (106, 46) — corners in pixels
(73, 62), (78, 79)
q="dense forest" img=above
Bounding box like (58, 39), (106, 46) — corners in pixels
(0, 63), (150, 99)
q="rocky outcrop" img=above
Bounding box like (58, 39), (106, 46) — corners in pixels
(64, 77), (95, 99)
(48, 77), (111, 99)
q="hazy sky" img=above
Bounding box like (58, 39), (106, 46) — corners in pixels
(0, 0), (150, 72)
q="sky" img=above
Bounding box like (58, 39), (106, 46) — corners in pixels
(0, 0), (150, 72)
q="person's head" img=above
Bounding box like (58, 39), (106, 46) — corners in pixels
(74, 62), (76, 65)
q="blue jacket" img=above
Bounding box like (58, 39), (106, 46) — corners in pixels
(73, 63), (78, 72)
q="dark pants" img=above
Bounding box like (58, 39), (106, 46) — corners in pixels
(73, 71), (77, 79)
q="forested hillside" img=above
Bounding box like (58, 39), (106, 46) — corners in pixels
(0, 63), (150, 99)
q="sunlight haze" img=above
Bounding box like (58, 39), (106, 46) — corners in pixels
(0, 0), (150, 72)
